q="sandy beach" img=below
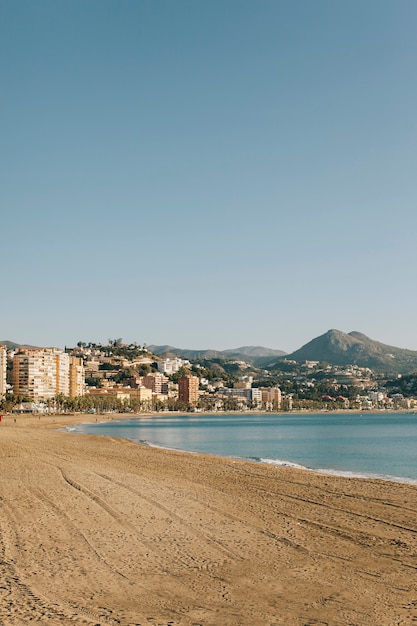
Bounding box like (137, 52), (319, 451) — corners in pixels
(1, 414), (417, 625)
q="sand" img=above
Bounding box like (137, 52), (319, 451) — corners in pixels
(1, 414), (417, 625)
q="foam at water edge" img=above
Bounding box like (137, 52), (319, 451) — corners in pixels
(315, 467), (417, 485)
(260, 458), (417, 485)
(62, 423), (96, 432)
(260, 458), (308, 470)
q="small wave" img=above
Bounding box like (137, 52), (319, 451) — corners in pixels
(61, 423), (96, 433)
(260, 458), (308, 470)
(130, 438), (179, 451)
(260, 458), (417, 484)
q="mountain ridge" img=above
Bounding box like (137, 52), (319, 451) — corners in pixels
(4, 332), (417, 374)
(148, 345), (287, 366)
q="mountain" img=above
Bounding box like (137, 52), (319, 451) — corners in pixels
(148, 345), (287, 366)
(280, 329), (417, 374)
(0, 340), (41, 349)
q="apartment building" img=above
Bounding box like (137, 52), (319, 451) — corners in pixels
(142, 372), (169, 394)
(56, 351), (70, 395)
(69, 356), (85, 397)
(259, 387), (282, 410)
(178, 375), (199, 405)
(13, 348), (72, 400)
(87, 386), (152, 404)
(220, 387), (262, 405)
(0, 345), (7, 397)
(158, 357), (191, 375)
(233, 380), (252, 390)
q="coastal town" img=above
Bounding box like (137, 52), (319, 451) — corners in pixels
(1, 338), (416, 414)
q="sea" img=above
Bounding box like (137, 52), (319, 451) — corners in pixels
(68, 412), (417, 484)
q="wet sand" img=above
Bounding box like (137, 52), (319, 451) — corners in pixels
(1, 413), (417, 625)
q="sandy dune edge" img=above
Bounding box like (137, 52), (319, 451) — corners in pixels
(1, 414), (417, 625)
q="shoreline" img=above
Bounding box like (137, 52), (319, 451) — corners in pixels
(1, 414), (417, 624)
(54, 410), (417, 487)
(3, 410), (417, 486)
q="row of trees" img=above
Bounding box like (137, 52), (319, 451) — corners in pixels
(1, 392), (358, 415)
(0, 392), (200, 414)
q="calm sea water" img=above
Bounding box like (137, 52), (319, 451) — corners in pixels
(69, 412), (417, 484)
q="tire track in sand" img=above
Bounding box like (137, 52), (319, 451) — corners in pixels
(0, 501), (120, 625)
(96, 471), (243, 562)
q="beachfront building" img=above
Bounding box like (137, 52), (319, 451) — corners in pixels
(0, 345), (7, 397)
(69, 356), (85, 397)
(86, 386), (153, 408)
(56, 351), (70, 395)
(259, 387), (282, 410)
(220, 387), (262, 407)
(178, 375), (199, 405)
(12, 348), (70, 400)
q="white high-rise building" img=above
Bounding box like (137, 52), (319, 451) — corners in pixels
(0, 345), (7, 397)
(13, 348), (70, 400)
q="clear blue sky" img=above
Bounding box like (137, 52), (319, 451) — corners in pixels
(2, 0), (417, 352)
